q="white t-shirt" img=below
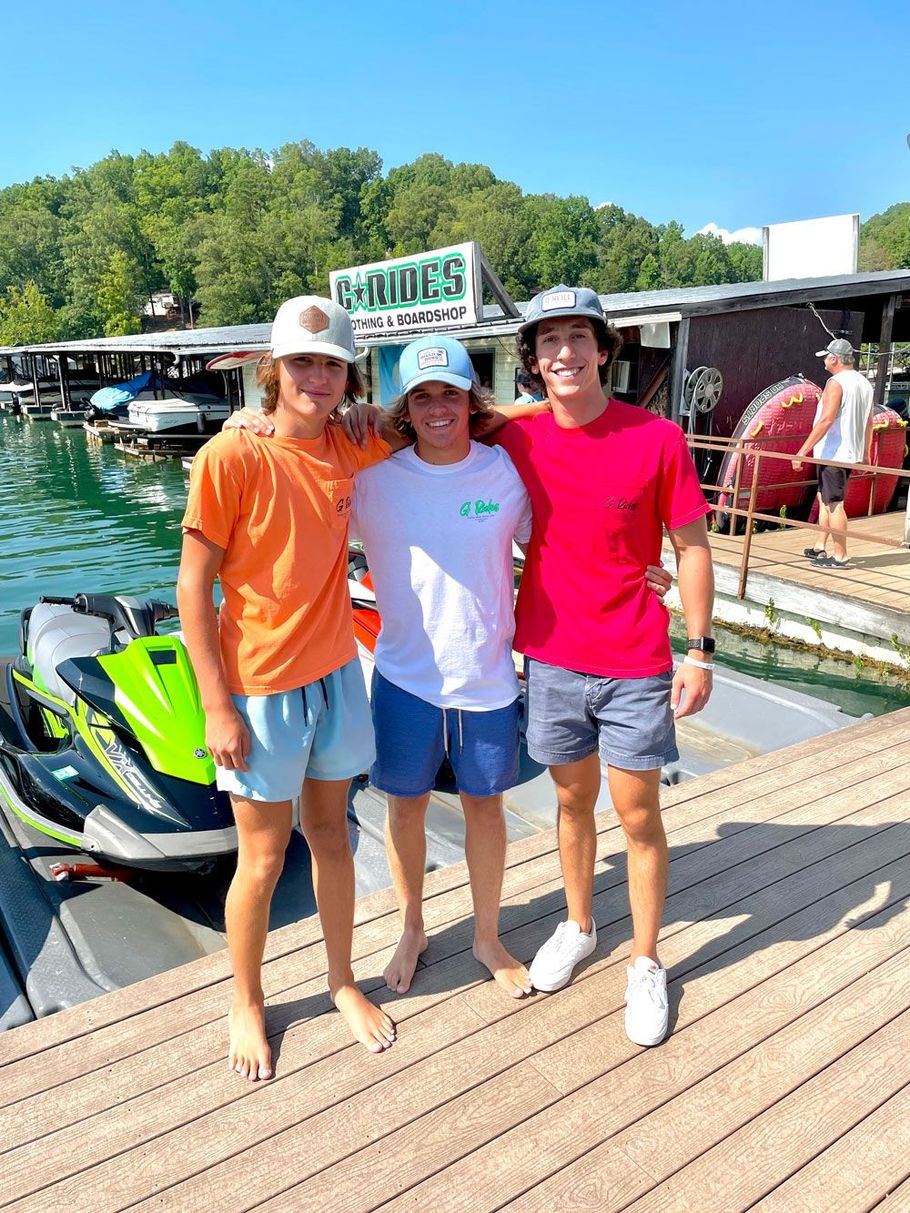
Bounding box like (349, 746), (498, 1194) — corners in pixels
(813, 369), (873, 463)
(350, 441), (532, 710)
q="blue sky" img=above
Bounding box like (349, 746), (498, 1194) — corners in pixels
(3, 0), (908, 242)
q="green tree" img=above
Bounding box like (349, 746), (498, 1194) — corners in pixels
(525, 194), (599, 287)
(0, 281), (61, 344)
(434, 182), (534, 298)
(591, 205), (661, 293)
(97, 250), (143, 335)
(726, 240), (762, 283)
(860, 203), (910, 269)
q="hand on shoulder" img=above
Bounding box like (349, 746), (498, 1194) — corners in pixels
(223, 408), (274, 436)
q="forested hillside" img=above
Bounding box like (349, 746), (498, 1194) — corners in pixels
(2, 139), (899, 345)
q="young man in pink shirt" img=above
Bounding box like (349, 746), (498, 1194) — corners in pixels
(496, 285), (715, 1046)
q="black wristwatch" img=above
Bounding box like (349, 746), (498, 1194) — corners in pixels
(687, 636), (716, 654)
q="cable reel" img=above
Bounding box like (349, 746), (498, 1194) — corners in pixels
(683, 366), (723, 415)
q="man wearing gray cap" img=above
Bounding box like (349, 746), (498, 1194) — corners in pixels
(793, 338), (874, 569)
(496, 284), (715, 1047)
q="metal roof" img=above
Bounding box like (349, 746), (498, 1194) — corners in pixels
(596, 268), (910, 319)
(13, 268), (910, 359)
(21, 323), (272, 359)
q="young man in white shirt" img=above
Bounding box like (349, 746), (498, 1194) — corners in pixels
(351, 335), (537, 999)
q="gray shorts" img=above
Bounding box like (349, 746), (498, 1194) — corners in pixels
(523, 658), (678, 770)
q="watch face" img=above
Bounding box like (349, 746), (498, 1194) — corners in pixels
(688, 637), (716, 653)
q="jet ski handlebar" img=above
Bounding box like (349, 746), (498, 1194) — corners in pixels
(38, 594), (179, 638)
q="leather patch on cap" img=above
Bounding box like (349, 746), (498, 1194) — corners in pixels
(299, 306), (329, 333)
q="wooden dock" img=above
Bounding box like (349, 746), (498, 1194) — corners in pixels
(707, 509), (910, 617)
(3, 708), (910, 1211)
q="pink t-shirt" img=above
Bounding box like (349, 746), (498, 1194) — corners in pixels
(496, 401), (711, 678)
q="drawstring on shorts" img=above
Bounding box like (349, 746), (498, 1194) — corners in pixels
(301, 677), (330, 720)
(441, 708), (465, 754)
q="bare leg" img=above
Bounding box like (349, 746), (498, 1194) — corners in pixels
(383, 793), (430, 993)
(606, 766), (667, 964)
(300, 777), (396, 1052)
(549, 754), (601, 932)
(225, 796), (294, 1080)
(462, 792), (531, 998)
(816, 495), (831, 555)
(828, 500), (849, 562)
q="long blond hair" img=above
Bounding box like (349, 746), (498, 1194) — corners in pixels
(255, 354), (365, 421)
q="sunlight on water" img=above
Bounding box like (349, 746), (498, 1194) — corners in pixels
(0, 415), (187, 652)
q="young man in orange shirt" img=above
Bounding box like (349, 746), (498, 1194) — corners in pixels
(178, 297), (397, 1080)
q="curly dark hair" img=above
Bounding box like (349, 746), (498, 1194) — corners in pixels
(516, 316), (623, 397)
(255, 354), (365, 420)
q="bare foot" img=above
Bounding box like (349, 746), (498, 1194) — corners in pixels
(383, 927), (428, 994)
(332, 984), (397, 1053)
(228, 1002), (272, 1080)
(473, 939), (533, 999)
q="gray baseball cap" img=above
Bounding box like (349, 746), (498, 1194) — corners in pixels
(271, 295), (357, 363)
(519, 284), (606, 333)
(815, 338), (854, 360)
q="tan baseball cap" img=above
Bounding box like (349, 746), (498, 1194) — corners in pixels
(271, 296), (357, 363)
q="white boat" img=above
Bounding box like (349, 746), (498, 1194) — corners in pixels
(0, 380), (34, 405)
(125, 391), (230, 434)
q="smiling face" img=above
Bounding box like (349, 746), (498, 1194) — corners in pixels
(531, 316), (609, 415)
(275, 353), (350, 437)
(406, 381), (473, 465)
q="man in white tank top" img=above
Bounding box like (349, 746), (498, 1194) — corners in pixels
(793, 338), (873, 568)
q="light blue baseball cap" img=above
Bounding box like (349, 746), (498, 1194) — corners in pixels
(397, 335), (476, 395)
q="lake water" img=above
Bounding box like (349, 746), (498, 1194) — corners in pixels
(2, 412), (908, 718)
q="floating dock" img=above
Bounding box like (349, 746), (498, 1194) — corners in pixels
(3, 707), (909, 1210)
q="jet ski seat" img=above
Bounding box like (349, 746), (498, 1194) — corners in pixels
(28, 603), (112, 706)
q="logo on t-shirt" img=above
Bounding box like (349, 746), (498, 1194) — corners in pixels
(459, 498), (500, 519)
(603, 493), (639, 511)
(417, 348), (449, 369)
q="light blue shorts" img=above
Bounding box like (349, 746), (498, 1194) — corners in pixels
(370, 670), (520, 798)
(217, 657), (375, 803)
(524, 658), (678, 771)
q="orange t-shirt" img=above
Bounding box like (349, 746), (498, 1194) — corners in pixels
(182, 424), (390, 695)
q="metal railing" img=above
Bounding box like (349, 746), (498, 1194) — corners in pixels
(686, 432), (910, 599)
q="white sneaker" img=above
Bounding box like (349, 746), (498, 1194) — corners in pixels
(528, 919), (596, 992)
(624, 956), (669, 1046)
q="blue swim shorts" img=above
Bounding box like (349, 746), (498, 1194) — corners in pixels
(523, 658), (678, 771)
(216, 657), (375, 803)
(370, 670), (520, 798)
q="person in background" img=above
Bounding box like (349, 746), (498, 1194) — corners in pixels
(793, 338), (874, 570)
(514, 369), (544, 403)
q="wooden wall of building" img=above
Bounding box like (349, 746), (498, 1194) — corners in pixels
(687, 306), (863, 435)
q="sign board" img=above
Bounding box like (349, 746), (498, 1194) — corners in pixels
(330, 242), (484, 339)
(763, 214), (859, 281)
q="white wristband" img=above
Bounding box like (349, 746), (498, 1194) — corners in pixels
(683, 656), (715, 671)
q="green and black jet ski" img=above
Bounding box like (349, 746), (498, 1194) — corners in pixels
(0, 593), (236, 872)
